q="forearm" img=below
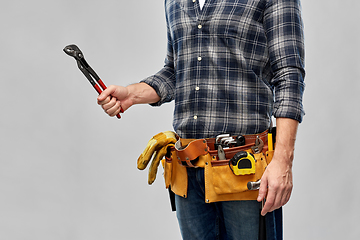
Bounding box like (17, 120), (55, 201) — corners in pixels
(126, 82), (161, 106)
(97, 82), (160, 117)
(273, 118), (299, 166)
(258, 117), (299, 215)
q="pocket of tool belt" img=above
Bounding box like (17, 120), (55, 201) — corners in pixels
(162, 158), (172, 189)
(210, 149), (271, 195)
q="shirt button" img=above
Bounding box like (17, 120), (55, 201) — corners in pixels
(195, 86), (200, 91)
(192, 0), (196, 2)
(193, 115), (198, 120)
(197, 56), (202, 61)
(198, 24), (202, 29)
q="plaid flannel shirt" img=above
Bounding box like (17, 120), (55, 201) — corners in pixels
(142, 0), (305, 139)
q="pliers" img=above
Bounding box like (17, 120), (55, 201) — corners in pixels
(63, 44), (123, 119)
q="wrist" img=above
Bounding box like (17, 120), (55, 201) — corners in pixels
(273, 145), (294, 166)
(272, 118), (298, 165)
(126, 82), (160, 105)
(124, 84), (136, 106)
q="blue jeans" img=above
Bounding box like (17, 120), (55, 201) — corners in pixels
(175, 168), (282, 240)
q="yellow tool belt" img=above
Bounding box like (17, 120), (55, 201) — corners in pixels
(162, 130), (274, 203)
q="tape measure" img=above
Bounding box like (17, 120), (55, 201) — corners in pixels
(229, 151), (256, 175)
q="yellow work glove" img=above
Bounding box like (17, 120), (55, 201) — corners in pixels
(137, 131), (177, 185)
(148, 143), (174, 185)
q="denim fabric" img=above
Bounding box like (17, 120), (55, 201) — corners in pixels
(175, 168), (282, 240)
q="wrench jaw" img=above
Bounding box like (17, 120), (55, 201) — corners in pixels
(63, 44), (80, 58)
(63, 45), (90, 70)
(64, 45), (96, 84)
(64, 45), (97, 78)
(251, 136), (264, 154)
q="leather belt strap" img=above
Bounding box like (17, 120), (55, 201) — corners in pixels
(174, 130), (268, 168)
(175, 139), (208, 167)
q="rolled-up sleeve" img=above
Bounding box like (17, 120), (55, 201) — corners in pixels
(141, 22), (176, 107)
(264, 0), (305, 122)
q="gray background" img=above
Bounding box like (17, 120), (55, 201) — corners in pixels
(0, 0), (359, 239)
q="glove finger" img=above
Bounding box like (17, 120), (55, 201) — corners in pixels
(137, 132), (177, 170)
(156, 131), (177, 148)
(148, 144), (173, 185)
(137, 133), (165, 170)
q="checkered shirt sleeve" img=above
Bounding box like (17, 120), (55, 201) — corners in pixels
(142, 0), (305, 139)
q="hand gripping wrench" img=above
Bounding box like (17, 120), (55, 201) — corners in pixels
(63, 44), (123, 119)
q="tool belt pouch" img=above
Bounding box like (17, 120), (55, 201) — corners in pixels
(205, 149), (270, 203)
(206, 147), (275, 202)
(162, 136), (275, 203)
(162, 151), (188, 198)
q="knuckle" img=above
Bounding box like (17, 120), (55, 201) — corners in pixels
(270, 184), (280, 192)
(267, 199), (275, 205)
(265, 197), (274, 206)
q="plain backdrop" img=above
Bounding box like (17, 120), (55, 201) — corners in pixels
(0, 0), (359, 239)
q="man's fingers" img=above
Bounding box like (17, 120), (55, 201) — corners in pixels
(257, 176), (268, 202)
(101, 96), (114, 109)
(101, 98), (121, 116)
(97, 90), (108, 102)
(261, 187), (275, 216)
(97, 86), (117, 102)
(97, 95), (109, 106)
(260, 182), (292, 215)
(281, 187), (292, 207)
(257, 172), (270, 215)
(108, 100), (122, 117)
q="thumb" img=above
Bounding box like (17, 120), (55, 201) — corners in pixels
(97, 87), (115, 102)
(257, 175), (268, 202)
